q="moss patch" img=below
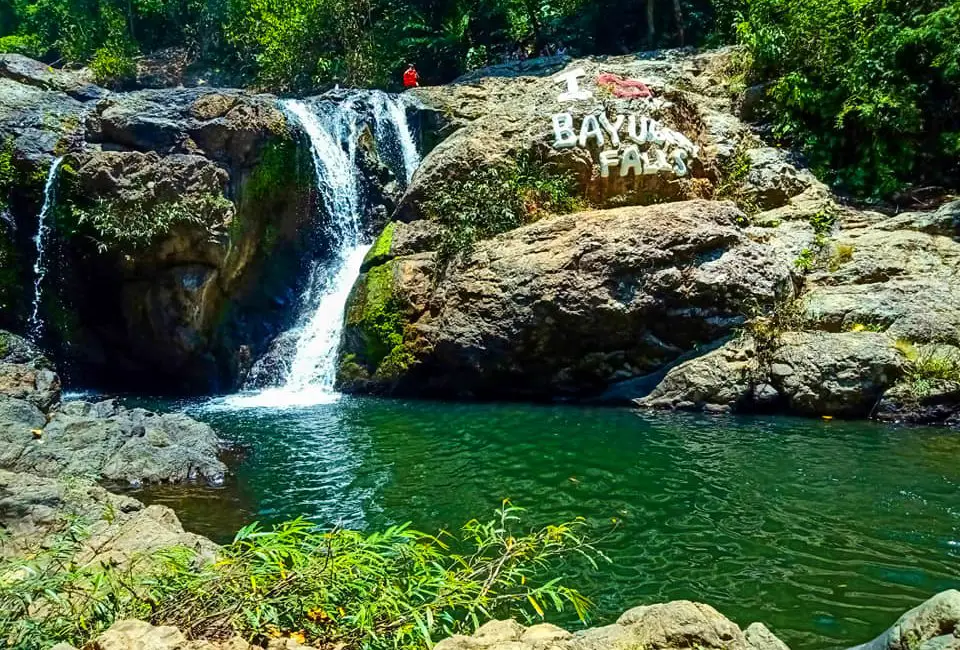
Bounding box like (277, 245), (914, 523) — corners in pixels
(231, 137), (310, 252)
(362, 221), (396, 271)
(0, 225), (18, 315)
(343, 260), (418, 380)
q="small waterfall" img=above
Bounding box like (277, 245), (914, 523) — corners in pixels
(224, 93), (420, 408)
(28, 156), (64, 342)
(371, 92), (421, 185)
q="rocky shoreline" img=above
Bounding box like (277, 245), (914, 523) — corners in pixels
(0, 329), (227, 485)
(1, 334), (957, 650)
(1, 48), (958, 425)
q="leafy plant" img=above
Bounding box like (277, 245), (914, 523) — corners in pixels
(425, 153), (583, 274)
(828, 243), (854, 272)
(65, 194), (235, 253)
(793, 247), (816, 271)
(714, 141), (759, 218)
(737, 0), (960, 198)
(0, 504), (604, 650)
(895, 339), (960, 398)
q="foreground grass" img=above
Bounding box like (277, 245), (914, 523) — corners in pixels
(0, 503), (603, 650)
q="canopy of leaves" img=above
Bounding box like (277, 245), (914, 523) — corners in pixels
(735, 0), (960, 197)
(0, 0), (721, 89)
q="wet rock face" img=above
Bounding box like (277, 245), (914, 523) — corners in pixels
(0, 57), (321, 391)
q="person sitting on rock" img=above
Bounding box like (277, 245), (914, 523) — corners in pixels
(403, 63), (420, 89)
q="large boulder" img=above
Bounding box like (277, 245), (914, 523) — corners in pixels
(339, 199), (795, 399)
(768, 331), (906, 416)
(434, 601), (789, 650)
(0, 398), (227, 485)
(847, 590), (960, 650)
(0, 329), (60, 410)
(0, 470), (214, 562)
(407, 49), (821, 220)
(802, 204), (960, 346)
(638, 331), (907, 417)
(0, 53), (106, 101)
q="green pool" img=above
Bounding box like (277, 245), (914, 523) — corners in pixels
(135, 397), (960, 649)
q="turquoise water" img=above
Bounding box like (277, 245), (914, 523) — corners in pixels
(136, 397), (960, 649)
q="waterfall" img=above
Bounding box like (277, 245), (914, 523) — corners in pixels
(223, 93), (420, 409)
(371, 92), (421, 186)
(28, 156), (64, 342)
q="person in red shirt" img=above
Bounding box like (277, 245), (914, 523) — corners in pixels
(403, 63), (420, 89)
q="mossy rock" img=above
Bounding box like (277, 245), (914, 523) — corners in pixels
(341, 259), (419, 383)
(361, 221), (397, 272)
(0, 224), (20, 319)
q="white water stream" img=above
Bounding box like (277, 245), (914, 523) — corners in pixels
(27, 156), (64, 342)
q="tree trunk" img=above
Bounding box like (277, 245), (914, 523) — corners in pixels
(672, 0), (685, 45)
(646, 0), (656, 47)
(523, 0), (544, 51)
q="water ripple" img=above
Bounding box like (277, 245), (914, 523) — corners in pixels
(135, 397), (960, 650)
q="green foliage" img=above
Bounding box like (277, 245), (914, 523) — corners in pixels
(0, 137), (15, 213)
(737, 0), (960, 197)
(1, 0), (727, 91)
(1, 504), (601, 649)
(742, 296), (804, 366)
(230, 138), (305, 250)
(793, 247), (816, 271)
(714, 140), (758, 218)
(425, 153), (583, 273)
(846, 321), (884, 333)
(89, 42), (137, 87)
(0, 519), (163, 649)
(895, 339), (960, 398)
(65, 193), (235, 253)
(0, 228), (16, 314)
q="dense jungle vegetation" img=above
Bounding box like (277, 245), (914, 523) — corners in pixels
(0, 0), (958, 198)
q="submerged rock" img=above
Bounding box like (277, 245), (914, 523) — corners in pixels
(847, 590), (960, 650)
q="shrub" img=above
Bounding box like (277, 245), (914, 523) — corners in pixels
(895, 339), (960, 398)
(65, 194), (235, 253)
(0, 504), (601, 650)
(425, 153), (584, 274)
(738, 0), (960, 198)
(89, 42), (137, 88)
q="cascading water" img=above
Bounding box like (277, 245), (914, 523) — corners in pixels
(223, 93), (420, 408)
(371, 92), (421, 185)
(28, 156), (64, 342)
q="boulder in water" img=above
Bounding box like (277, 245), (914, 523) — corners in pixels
(846, 590), (960, 650)
(339, 200), (795, 399)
